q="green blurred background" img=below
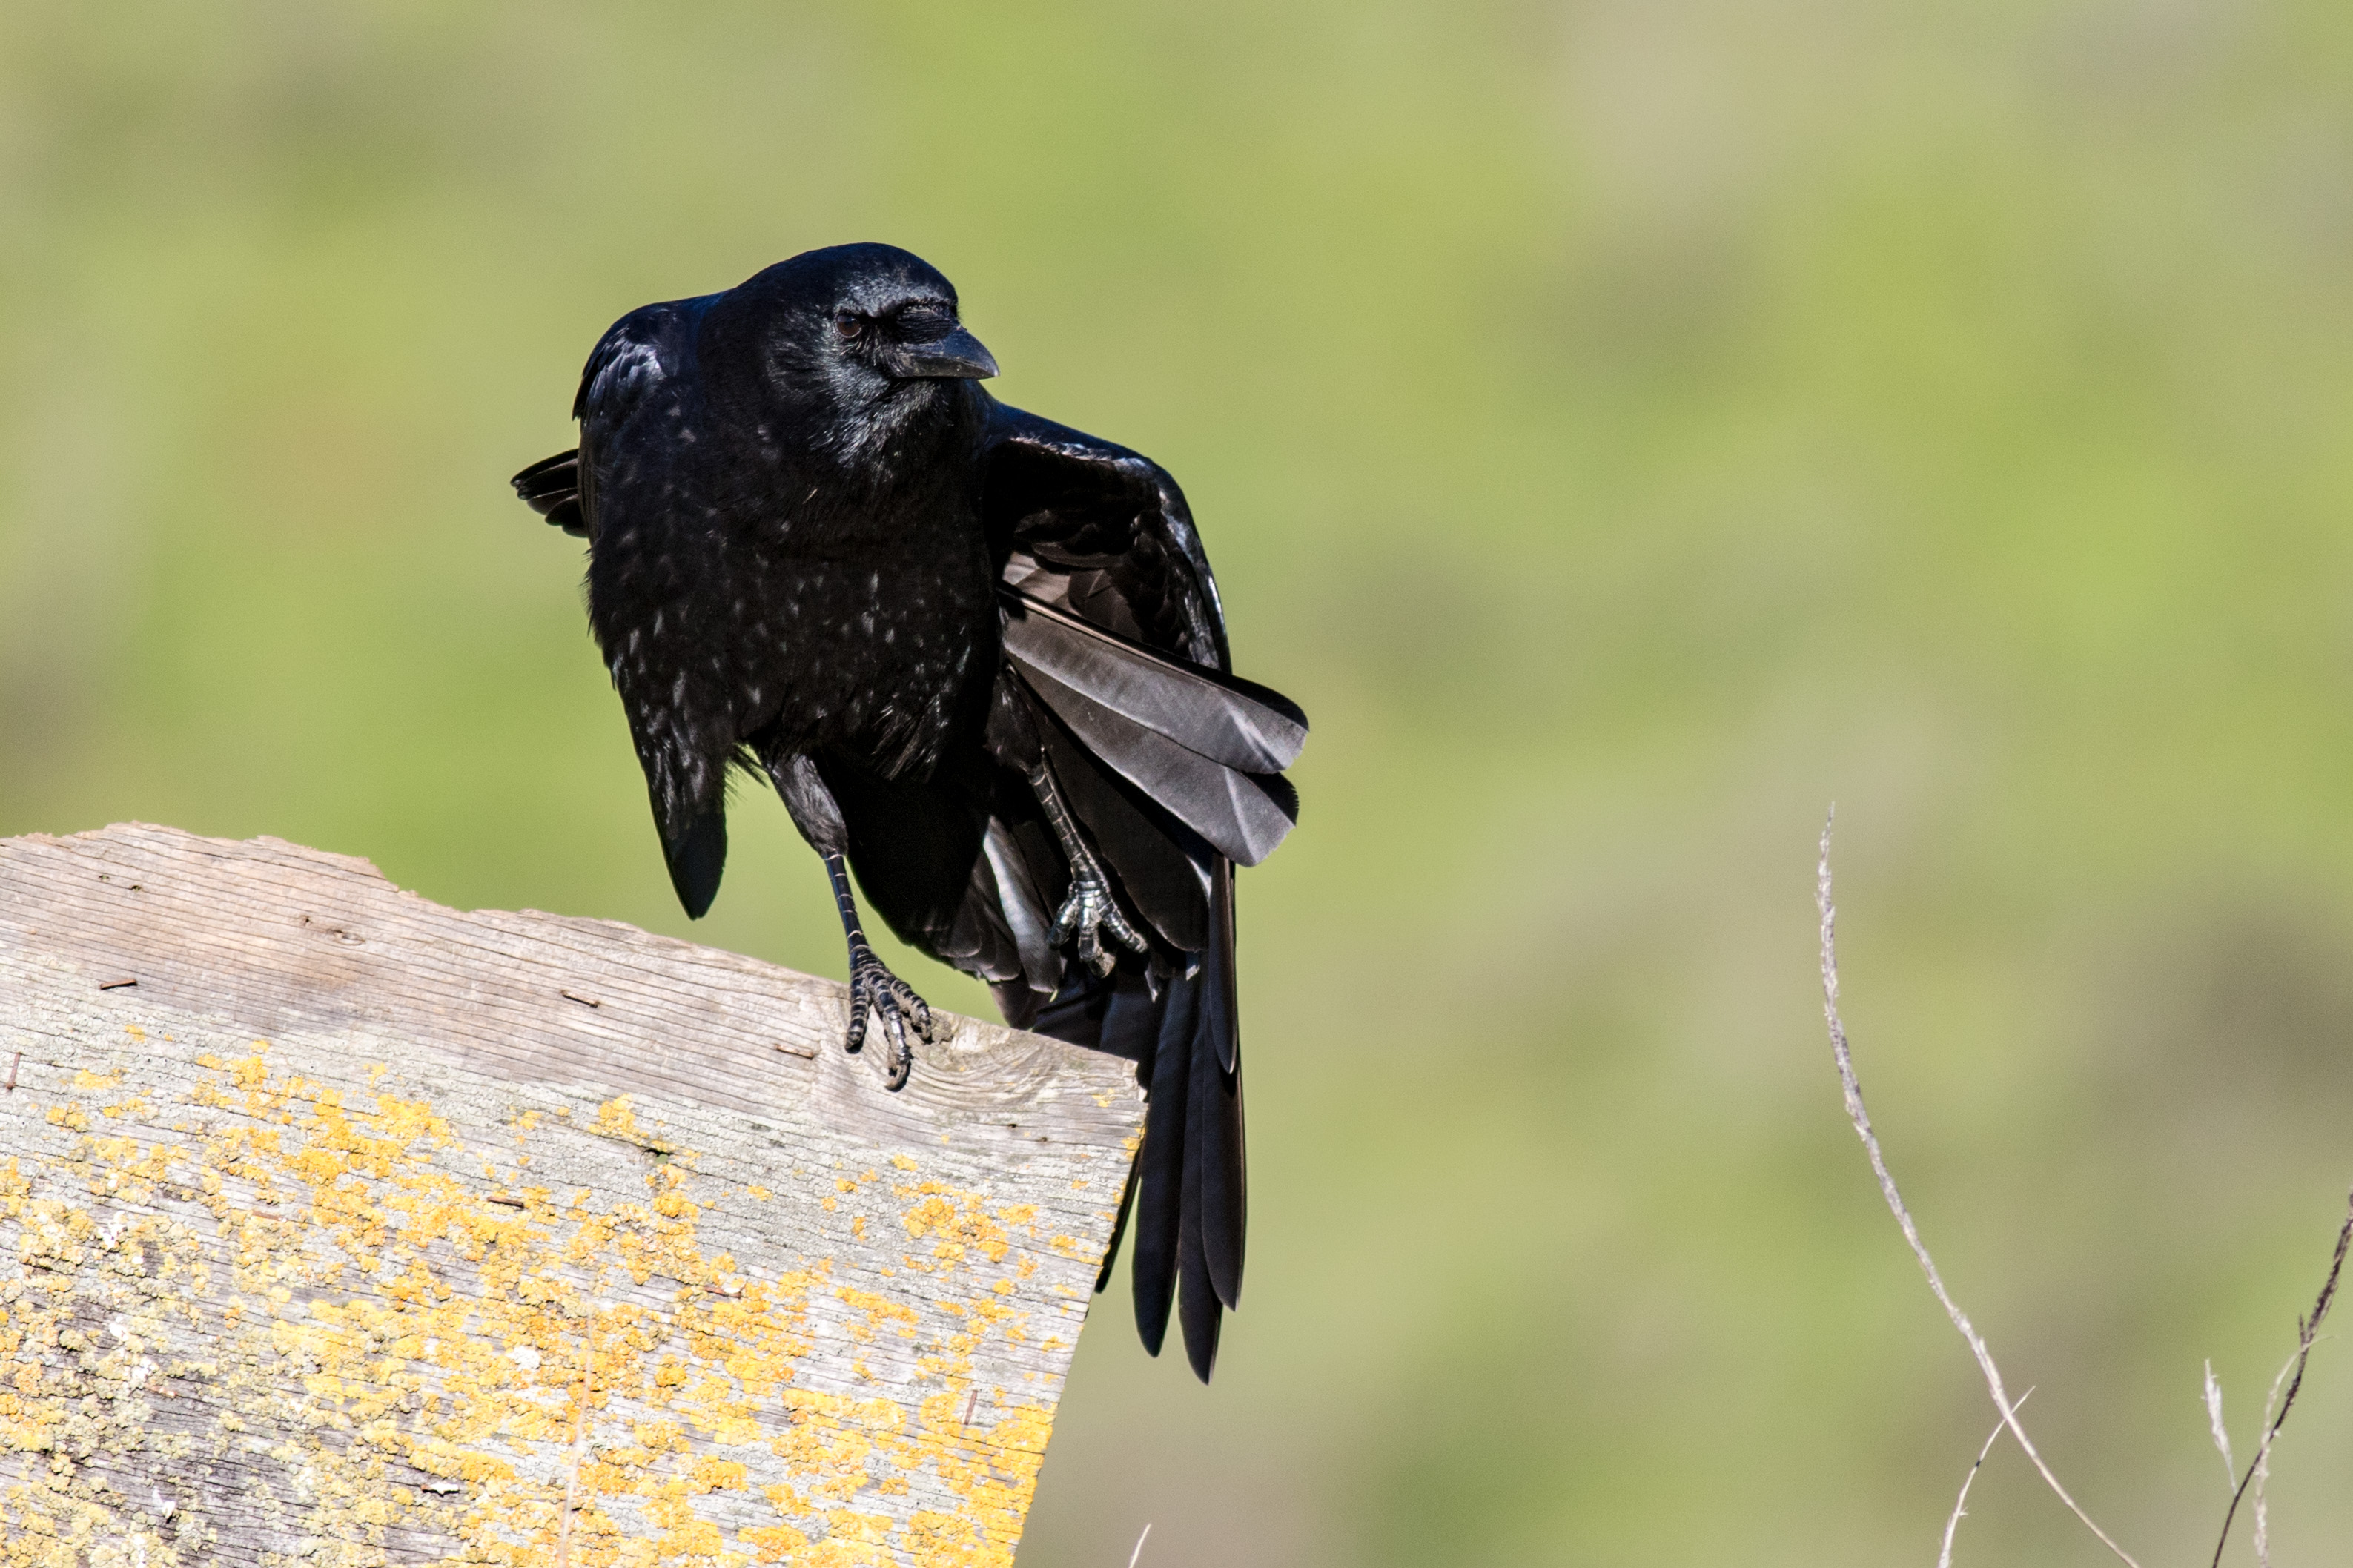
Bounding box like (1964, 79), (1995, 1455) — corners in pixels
(7, 1), (2353, 1561)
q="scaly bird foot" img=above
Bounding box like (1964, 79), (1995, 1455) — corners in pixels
(846, 942), (933, 1091)
(1049, 861), (1148, 977)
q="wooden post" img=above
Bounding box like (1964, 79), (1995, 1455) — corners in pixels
(0, 824), (1143, 1567)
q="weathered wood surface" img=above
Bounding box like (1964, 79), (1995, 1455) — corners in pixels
(0, 824), (1145, 1567)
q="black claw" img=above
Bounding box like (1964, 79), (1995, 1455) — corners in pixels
(846, 942), (929, 1088)
(1050, 862), (1144, 976)
(844, 973), (870, 1054)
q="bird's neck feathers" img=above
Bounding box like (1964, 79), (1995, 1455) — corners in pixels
(810, 374), (978, 477)
(756, 374), (985, 514)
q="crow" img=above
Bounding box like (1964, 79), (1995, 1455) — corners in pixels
(511, 243), (1304, 1380)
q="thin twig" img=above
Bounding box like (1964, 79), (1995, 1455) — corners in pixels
(1939, 1388), (2029, 1568)
(1126, 1523), (1152, 1568)
(2211, 1188), (2353, 1568)
(1816, 810), (2142, 1568)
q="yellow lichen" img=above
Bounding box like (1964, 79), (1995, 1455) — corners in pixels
(592, 1094), (641, 1141)
(0, 1037), (1076, 1567)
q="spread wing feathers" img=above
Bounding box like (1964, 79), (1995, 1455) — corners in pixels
(512, 450), (586, 536)
(1002, 593), (1305, 770)
(964, 399), (1278, 1381)
(1016, 653), (1298, 869)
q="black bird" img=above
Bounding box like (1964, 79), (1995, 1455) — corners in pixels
(512, 243), (1304, 1380)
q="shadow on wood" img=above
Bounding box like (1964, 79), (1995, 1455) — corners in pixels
(0, 823), (1144, 1566)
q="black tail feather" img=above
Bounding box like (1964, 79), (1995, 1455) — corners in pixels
(1197, 867), (1246, 1306)
(1178, 1027), (1222, 1380)
(1129, 973), (1196, 1357)
(1033, 975), (1113, 1044)
(984, 775), (1247, 1374)
(1098, 973), (1168, 1065)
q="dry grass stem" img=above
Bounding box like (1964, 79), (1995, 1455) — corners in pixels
(2210, 1352), (2294, 1568)
(1938, 1389), (2028, 1568)
(2209, 1188), (2353, 1568)
(1126, 1524), (1153, 1568)
(1816, 810), (2142, 1568)
(2204, 1360), (2234, 1485)
(2251, 1351), (2295, 1568)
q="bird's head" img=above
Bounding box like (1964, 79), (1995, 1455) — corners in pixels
(732, 245), (997, 443)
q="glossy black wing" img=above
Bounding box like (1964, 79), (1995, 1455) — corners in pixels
(967, 397), (1305, 1381)
(571, 300), (706, 546)
(982, 401), (1229, 669)
(508, 300), (700, 543)
(512, 300), (738, 917)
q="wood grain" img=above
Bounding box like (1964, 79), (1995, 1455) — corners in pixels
(0, 824), (1145, 1567)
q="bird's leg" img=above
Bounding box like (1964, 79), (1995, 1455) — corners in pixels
(773, 754), (933, 1088)
(1027, 763), (1147, 976)
(820, 851), (933, 1088)
(984, 676), (1145, 976)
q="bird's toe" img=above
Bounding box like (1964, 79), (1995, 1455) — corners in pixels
(847, 945), (930, 1088)
(1050, 873), (1147, 976)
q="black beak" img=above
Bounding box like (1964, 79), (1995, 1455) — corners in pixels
(883, 325), (999, 380)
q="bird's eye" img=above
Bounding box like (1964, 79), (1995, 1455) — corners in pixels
(834, 311), (864, 340)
